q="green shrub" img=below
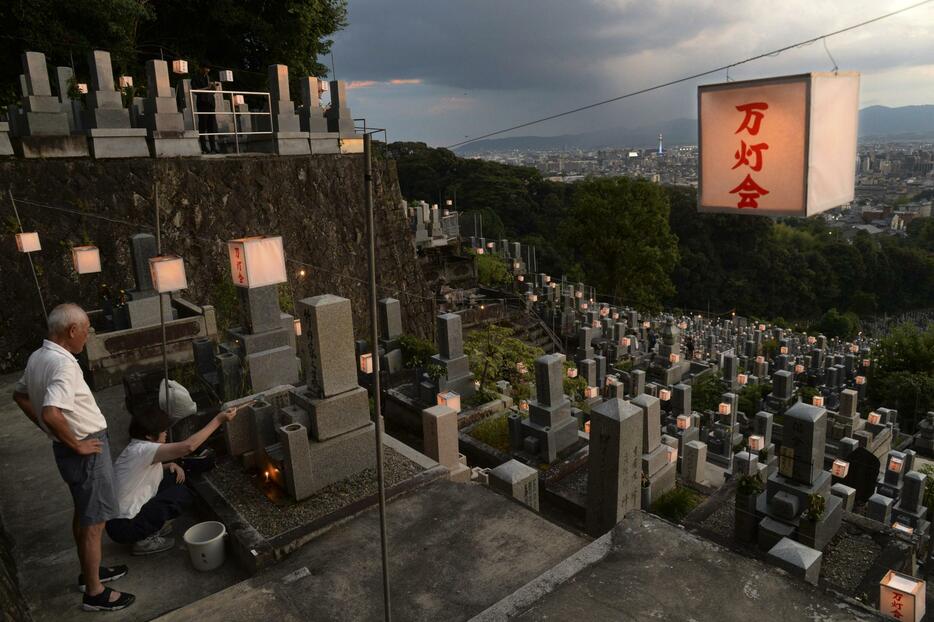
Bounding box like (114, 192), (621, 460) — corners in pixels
(398, 334), (436, 369)
(651, 486), (701, 523)
(469, 414), (514, 453)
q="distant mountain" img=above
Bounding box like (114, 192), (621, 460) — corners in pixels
(455, 105), (934, 154)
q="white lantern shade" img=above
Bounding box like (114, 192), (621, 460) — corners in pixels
(575, 291), (583, 299)
(318, 78), (329, 93)
(584, 386), (599, 399)
(519, 400), (529, 412)
(233, 94), (245, 106)
(666, 446), (678, 464)
(528, 294), (538, 302)
(737, 373), (748, 386)
(868, 412), (882, 425)
(698, 72), (859, 217)
(228, 235), (287, 288)
(892, 522), (915, 536)
(72, 245), (101, 274)
(879, 570), (925, 622)
(437, 391), (461, 413)
(172, 59), (189, 74)
(584, 421), (591, 434)
(15, 232), (41, 253)
(812, 395), (824, 407)
(445, 199), (453, 206)
(567, 367), (578, 379)
(889, 456), (904, 474)
(643, 321), (650, 329)
(676, 415), (690, 430)
(293, 318), (302, 336)
(850, 344), (859, 353)
(794, 364), (805, 374)
(855, 375), (866, 385)
(748, 435), (764, 451)
(755, 355), (765, 364)
(679, 321), (688, 330)
(780, 346), (789, 354)
(359, 353), (373, 374)
(863, 359), (871, 368)
(832, 459), (849, 478)
(486, 242), (495, 249)
(517, 274), (524, 282)
(476, 248), (484, 255)
(513, 261), (521, 270)
(621, 337), (631, 347)
(718, 402), (731, 416)
(118, 75), (133, 88)
(149, 255), (187, 292)
(77, 83), (89, 94)
(219, 70), (233, 82)
(659, 389), (671, 402)
(808, 336), (817, 345)
(669, 353), (680, 364)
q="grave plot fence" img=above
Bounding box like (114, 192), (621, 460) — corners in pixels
(189, 89), (273, 155)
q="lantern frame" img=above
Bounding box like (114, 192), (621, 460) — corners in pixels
(227, 235), (287, 288)
(172, 59), (189, 75)
(149, 255), (188, 292)
(659, 388), (671, 402)
(15, 232), (41, 253)
(218, 69), (233, 82)
(359, 353), (374, 374)
(879, 569), (925, 622)
(868, 412), (882, 425)
(676, 415), (690, 430)
(437, 391), (461, 413)
(831, 458), (849, 478)
(748, 435), (764, 451)
(812, 395), (824, 407)
(72, 245), (101, 275)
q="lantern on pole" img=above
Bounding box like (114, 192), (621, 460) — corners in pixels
(15, 232), (41, 253)
(218, 70), (234, 82)
(437, 391), (461, 413)
(748, 435), (764, 452)
(72, 245), (101, 274)
(118, 76), (133, 88)
(228, 235), (287, 288)
(172, 59), (189, 74)
(149, 256), (188, 292)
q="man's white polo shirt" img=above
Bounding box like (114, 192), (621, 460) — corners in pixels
(14, 340), (107, 442)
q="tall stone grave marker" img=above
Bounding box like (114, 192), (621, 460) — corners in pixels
(587, 398), (643, 536)
(84, 50), (148, 158)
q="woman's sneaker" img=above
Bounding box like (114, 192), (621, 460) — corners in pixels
(131, 534), (174, 556)
(77, 565), (128, 593)
(157, 520), (173, 538)
(82, 586), (135, 611)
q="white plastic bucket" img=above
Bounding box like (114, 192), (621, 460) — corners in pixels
(183, 521), (226, 571)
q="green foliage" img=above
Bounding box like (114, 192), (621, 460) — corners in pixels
(468, 414), (512, 454)
(0, 0), (347, 105)
(737, 474), (764, 496)
(692, 370), (722, 412)
(211, 277), (239, 336)
(917, 463), (934, 517)
(804, 493), (825, 522)
(809, 308), (860, 340)
(798, 386), (819, 403)
(398, 334), (435, 369)
(464, 324), (543, 395)
(652, 486), (701, 523)
(475, 252), (512, 288)
(738, 383), (771, 417)
(869, 323), (934, 431)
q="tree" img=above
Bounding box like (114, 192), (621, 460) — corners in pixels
(475, 252), (511, 288)
(560, 177), (679, 312)
(869, 323), (934, 432)
(464, 325), (543, 398)
(692, 370), (722, 412)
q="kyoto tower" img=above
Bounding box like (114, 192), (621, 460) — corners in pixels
(657, 133), (664, 156)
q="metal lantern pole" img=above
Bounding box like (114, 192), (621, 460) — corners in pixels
(364, 132), (392, 621)
(8, 190), (48, 322)
(154, 182), (171, 425)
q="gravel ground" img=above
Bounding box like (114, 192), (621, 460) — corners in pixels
(820, 527), (882, 595)
(700, 494), (736, 538)
(207, 447), (424, 538)
(550, 467), (588, 496)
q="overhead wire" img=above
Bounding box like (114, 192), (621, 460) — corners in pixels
(445, 0), (934, 149)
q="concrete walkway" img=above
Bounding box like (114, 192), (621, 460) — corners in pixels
(0, 372), (245, 621)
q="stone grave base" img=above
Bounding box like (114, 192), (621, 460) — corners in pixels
(193, 434), (445, 574)
(148, 131), (202, 157)
(253, 131), (312, 156)
(309, 132), (341, 154)
(88, 128), (150, 158)
(15, 134), (89, 158)
(339, 135), (364, 154)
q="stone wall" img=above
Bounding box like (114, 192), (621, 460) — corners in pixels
(0, 155), (434, 373)
(0, 518), (30, 621)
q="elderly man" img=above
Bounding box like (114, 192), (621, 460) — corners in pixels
(12, 304), (135, 612)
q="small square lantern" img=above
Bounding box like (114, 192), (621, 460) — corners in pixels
(659, 388), (671, 402)
(832, 459), (849, 478)
(676, 415), (690, 430)
(698, 72), (860, 217)
(755, 355), (764, 364)
(612, 312), (620, 320)
(580, 302), (588, 310)
(437, 391), (461, 413)
(679, 321), (688, 330)
(669, 353), (680, 364)
(517, 274), (524, 282)
(812, 395), (824, 407)
(228, 235), (287, 288)
(737, 373), (748, 386)
(575, 291), (583, 299)
(15, 232), (41, 253)
(519, 400), (529, 412)
(77, 83), (88, 94)
(584, 386), (599, 399)
(863, 359), (871, 368)
(149, 255), (187, 292)
(855, 375), (866, 385)
(794, 364), (805, 374)
(118, 75), (133, 88)
(567, 367), (578, 379)
(665, 446), (678, 465)
(476, 248), (484, 255)
(445, 199), (453, 206)
(359, 353), (373, 374)
(218, 69), (233, 82)
(643, 321), (650, 329)
(513, 261), (521, 270)
(879, 570), (925, 622)
(892, 522), (915, 536)
(71, 245), (101, 274)
(748, 435), (764, 452)
(584, 421), (591, 435)
(172, 59), (189, 74)
(233, 94), (245, 106)
(850, 343), (859, 353)
(807, 336), (817, 345)
(758, 323), (766, 331)
(718, 402), (731, 416)
(318, 78), (329, 93)
(868, 412), (882, 425)
(889, 456), (904, 474)
(486, 242), (495, 249)
(780, 346), (788, 355)
(621, 337), (631, 348)
(528, 294), (538, 303)
(293, 318), (302, 336)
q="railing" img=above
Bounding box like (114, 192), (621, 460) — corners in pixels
(188, 89), (273, 155)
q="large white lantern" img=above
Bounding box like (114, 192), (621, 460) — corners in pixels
(879, 570), (925, 622)
(218, 70), (233, 82)
(658, 388), (671, 402)
(72, 245), (101, 274)
(228, 235), (287, 288)
(831, 459), (849, 478)
(76, 83), (89, 94)
(359, 353), (373, 374)
(293, 318), (302, 336)
(118, 75), (133, 88)
(15, 232), (41, 253)
(437, 391), (461, 413)
(868, 412), (882, 425)
(149, 255), (187, 292)
(737, 373), (748, 386)
(698, 72), (859, 217)
(676, 415), (690, 430)
(748, 435), (764, 452)
(718, 402), (731, 416)
(172, 59), (189, 74)
(812, 395), (824, 407)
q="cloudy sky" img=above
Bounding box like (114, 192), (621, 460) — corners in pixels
(328, 0), (933, 147)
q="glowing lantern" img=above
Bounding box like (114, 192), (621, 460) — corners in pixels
(233, 94), (245, 106)
(359, 353), (373, 374)
(437, 391), (461, 413)
(445, 199), (453, 206)
(621, 337), (631, 348)
(476, 248), (484, 255)
(780, 346), (788, 355)
(659, 389), (671, 402)
(669, 353), (680, 364)
(219, 70), (233, 82)
(748, 435), (764, 451)
(71, 245), (101, 274)
(812, 395), (824, 407)
(718, 402), (731, 416)
(868, 412), (882, 425)
(888, 456), (904, 474)
(227, 235), (287, 288)
(643, 321), (650, 329)
(318, 78), (329, 93)
(863, 359), (871, 368)
(149, 255), (187, 292)
(758, 323), (766, 331)
(172, 59), (189, 74)
(879, 570), (925, 622)
(755, 355), (764, 364)
(584, 421), (591, 434)
(794, 364), (805, 374)
(665, 446), (678, 464)
(15, 232), (41, 253)
(831, 459), (849, 478)
(807, 336), (817, 345)
(892, 522), (915, 536)
(580, 303), (588, 310)
(676, 415), (690, 430)
(519, 400), (529, 412)
(528, 294), (538, 302)
(855, 375), (866, 385)
(584, 386), (599, 399)
(486, 242), (495, 249)
(679, 321), (688, 330)
(517, 275), (524, 282)
(567, 367), (578, 379)
(513, 261), (521, 270)
(77, 83), (89, 94)
(612, 312), (620, 320)
(737, 373), (748, 386)
(293, 318), (302, 336)
(698, 72), (859, 217)
(118, 75), (133, 88)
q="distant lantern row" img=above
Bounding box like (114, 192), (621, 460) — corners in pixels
(65, 61), (235, 95)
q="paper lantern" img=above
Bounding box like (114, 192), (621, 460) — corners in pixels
(580, 303), (588, 310)
(889, 456), (904, 474)
(621, 337), (631, 347)
(853, 375), (866, 386)
(318, 78), (329, 93)
(149, 255), (187, 292)
(794, 364), (805, 374)
(228, 236), (287, 288)
(718, 402), (731, 416)
(513, 261), (521, 270)
(612, 312), (620, 320)
(233, 94), (245, 106)
(76, 83), (88, 94)
(118, 75), (133, 88)
(528, 294), (538, 303)
(659, 389), (671, 402)
(893, 522), (915, 536)
(807, 336), (817, 345)
(15, 232), (40, 253)
(666, 446), (678, 465)
(486, 242), (495, 249)
(437, 391), (461, 413)
(868, 412), (882, 425)
(676, 415), (690, 430)
(879, 570), (925, 622)
(71, 245), (101, 274)
(863, 359), (871, 368)
(850, 343), (859, 353)
(780, 346), (788, 355)
(567, 367), (578, 379)
(737, 373), (748, 386)
(748, 435), (764, 452)
(643, 321), (650, 329)
(172, 59), (189, 74)
(758, 323), (766, 331)
(812, 395), (824, 407)
(517, 275), (524, 282)
(218, 70), (233, 82)
(755, 355), (764, 364)
(831, 459), (849, 478)
(698, 72), (859, 217)
(476, 248), (484, 255)
(359, 353), (373, 374)
(679, 321), (688, 330)
(445, 199), (453, 206)
(519, 400), (529, 412)
(292, 318), (302, 336)
(584, 421), (591, 435)
(584, 386), (599, 399)
(669, 353), (680, 364)
(575, 291), (583, 299)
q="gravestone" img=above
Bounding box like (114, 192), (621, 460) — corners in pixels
(586, 398), (643, 536)
(265, 64), (310, 155)
(422, 404), (470, 482)
(840, 447), (882, 504)
(16, 52), (88, 157)
(143, 59), (200, 157)
(682, 440), (707, 485)
(84, 50), (149, 158)
(489, 460), (539, 511)
(423, 313), (475, 402)
(632, 393), (676, 508)
(509, 353), (577, 463)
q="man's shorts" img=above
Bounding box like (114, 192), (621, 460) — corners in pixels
(52, 430), (118, 526)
